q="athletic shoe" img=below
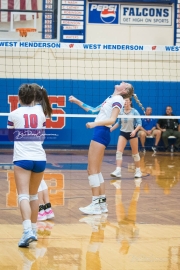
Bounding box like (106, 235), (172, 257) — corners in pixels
(110, 168), (121, 178)
(37, 210), (47, 221)
(79, 202), (102, 215)
(134, 168), (142, 178)
(45, 208), (55, 220)
(141, 147), (146, 153)
(32, 229), (38, 241)
(18, 230), (36, 247)
(152, 146), (157, 153)
(99, 197), (108, 213)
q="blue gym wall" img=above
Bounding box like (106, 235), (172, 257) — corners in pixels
(1, 78), (180, 148)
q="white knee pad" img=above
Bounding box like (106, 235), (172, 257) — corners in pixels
(132, 153), (140, 162)
(98, 172), (104, 184)
(88, 174), (100, 188)
(18, 194), (29, 204)
(29, 194), (38, 202)
(116, 151), (123, 160)
(38, 179), (47, 192)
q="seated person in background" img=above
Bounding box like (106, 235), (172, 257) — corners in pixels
(138, 107), (161, 153)
(157, 106), (180, 152)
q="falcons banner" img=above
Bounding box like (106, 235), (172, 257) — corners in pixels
(0, 0), (38, 22)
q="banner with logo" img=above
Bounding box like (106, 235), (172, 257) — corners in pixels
(120, 5), (172, 26)
(88, 3), (119, 24)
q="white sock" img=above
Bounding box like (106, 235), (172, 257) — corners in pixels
(92, 196), (99, 203)
(32, 223), (37, 232)
(99, 194), (106, 199)
(23, 219), (31, 231)
(116, 167), (121, 170)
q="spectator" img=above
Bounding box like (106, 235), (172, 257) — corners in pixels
(157, 106), (180, 152)
(138, 107), (161, 153)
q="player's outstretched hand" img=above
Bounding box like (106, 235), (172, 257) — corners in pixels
(69, 95), (78, 104)
(86, 122), (96, 129)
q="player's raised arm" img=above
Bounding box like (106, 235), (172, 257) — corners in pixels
(69, 95), (101, 114)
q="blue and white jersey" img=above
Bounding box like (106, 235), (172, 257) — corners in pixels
(7, 105), (46, 162)
(95, 95), (125, 127)
(119, 108), (142, 132)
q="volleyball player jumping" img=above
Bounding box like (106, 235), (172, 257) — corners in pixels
(7, 84), (52, 247)
(69, 82), (134, 215)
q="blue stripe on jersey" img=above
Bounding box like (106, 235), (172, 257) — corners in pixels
(112, 102), (122, 109)
(8, 121), (14, 126)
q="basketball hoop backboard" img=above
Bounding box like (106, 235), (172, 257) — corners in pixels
(0, 0), (59, 42)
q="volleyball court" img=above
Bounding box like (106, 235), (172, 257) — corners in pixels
(0, 2), (180, 269)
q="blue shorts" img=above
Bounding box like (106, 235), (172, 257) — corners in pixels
(120, 131), (137, 141)
(92, 126), (111, 147)
(13, 160), (46, 173)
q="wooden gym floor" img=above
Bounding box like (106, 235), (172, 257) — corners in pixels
(0, 149), (180, 270)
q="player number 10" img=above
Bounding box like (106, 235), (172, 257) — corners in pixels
(23, 114), (38, 128)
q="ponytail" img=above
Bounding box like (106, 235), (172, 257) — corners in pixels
(41, 87), (52, 118)
(132, 94), (145, 114)
(31, 83), (52, 117)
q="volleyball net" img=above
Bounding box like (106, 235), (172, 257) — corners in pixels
(0, 43), (180, 147)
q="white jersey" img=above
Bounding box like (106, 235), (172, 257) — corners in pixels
(7, 105), (46, 162)
(95, 95), (125, 127)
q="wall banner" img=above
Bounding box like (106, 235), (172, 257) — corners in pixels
(120, 5), (172, 26)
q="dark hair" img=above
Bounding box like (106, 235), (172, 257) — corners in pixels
(18, 84), (34, 105)
(31, 83), (52, 117)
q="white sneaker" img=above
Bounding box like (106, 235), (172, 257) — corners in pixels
(18, 230), (36, 247)
(32, 229), (38, 241)
(79, 202), (102, 215)
(152, 146), (157, 153)
(111, 168), (121, 178)
(99, 197), (108, 213)
(134, 168), (142, 178)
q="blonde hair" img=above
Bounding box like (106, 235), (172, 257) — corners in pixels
(133, 94), (145, 114)
(121, 84), (134, 99)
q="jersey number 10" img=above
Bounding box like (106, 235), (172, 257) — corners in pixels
(24, 114), (38, 128)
